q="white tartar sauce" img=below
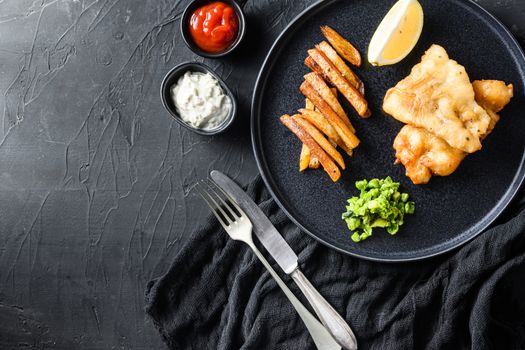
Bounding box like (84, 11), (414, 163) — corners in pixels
(171, 71), (232, 130)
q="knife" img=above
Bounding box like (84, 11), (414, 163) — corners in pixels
(210, 170), (358, 350)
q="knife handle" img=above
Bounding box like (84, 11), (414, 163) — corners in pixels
(291, 269), (357, 350)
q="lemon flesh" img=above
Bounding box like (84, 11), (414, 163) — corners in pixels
(368, 0), (424, 66)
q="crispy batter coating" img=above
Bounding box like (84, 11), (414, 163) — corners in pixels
(392, 76), (513, 184)
(384, 45), (493, 153)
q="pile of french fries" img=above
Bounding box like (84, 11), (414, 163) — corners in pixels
(280, 26), (370, 182)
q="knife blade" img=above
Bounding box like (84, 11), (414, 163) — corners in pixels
(210, 170), (298, 274)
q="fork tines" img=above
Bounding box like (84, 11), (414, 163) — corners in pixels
(195, 179), (244, 228)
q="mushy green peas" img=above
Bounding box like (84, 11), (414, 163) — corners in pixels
(342, 177), (415, 242)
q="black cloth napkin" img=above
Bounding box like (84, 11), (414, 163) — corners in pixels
(145, 176), (525, 349)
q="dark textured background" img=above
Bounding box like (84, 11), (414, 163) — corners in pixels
(0, 0), (523, 349)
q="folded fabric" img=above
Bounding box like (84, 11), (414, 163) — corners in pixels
(145, 176), (525, 349)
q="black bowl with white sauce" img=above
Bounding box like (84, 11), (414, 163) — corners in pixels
(161, 62), (236, 135)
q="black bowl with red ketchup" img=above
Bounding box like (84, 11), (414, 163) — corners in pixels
(181, 0), (246, 58)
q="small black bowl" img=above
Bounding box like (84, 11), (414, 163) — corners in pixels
(160, 62), (237, 135)
(181, 0), (247, 58)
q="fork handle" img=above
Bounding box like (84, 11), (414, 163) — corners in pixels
(247, 242), (340, 350)
(290, 269), (357, 350)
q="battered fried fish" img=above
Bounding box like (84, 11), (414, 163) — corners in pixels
(384, 45), (492, 153)
(393, 126), (466, 184)
(393, 79), (514, 184)
(472, 79), (514, 134)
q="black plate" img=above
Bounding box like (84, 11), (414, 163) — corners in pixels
(251, 0), (525, 261)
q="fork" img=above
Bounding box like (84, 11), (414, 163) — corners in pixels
(196, 180), (341, 350)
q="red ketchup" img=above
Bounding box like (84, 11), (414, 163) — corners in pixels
(189, 2), (239, 53)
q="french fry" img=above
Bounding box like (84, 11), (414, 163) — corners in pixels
(304, 72), (355, 133)
(308, 48), (370, 117)
(298, 109), (340, 142)
(309, 155), (320, 168)
(305, 56), (329, 83)
(304, 60), (359, 152)
(305, 98), (315, 110)
(303, 99), (316, 168)
(306, 57), (361, 95)
(298, 108), (353, 156)
(320, 25), (361, 66)
(280, 115), (341, 182)
(316, 41), (364, 95)
(300, 81), (360, 150)
(341, 144), (353, 157)
(299, 144), (310, 171)
(306, 56), (368, 116)
(292, 115), (345, 169)
(327, 88), (354, 137)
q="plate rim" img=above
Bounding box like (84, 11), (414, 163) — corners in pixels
(250, 0), (525, 262)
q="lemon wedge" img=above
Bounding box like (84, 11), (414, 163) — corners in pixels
(368, 0), (424, 66)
